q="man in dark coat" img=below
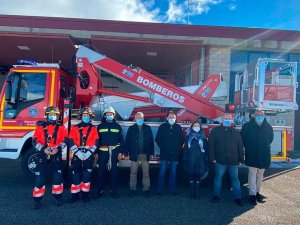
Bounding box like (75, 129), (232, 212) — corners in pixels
(125, 112), (154, 197)
(240, 109), (274, 205)
(209, 113), (244, 206)
(155, 111), (185, 196)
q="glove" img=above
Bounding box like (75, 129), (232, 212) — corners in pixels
(75, 151), (85, 160)
(84, 151), (92, 160)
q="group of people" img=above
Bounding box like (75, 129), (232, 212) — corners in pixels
(31, 106), (273, 209)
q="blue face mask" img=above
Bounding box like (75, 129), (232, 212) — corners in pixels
(136, 119), (144, 126)
(255, 116), (264, 124)
(168, 118), (176, 125)
(106, 115), (114, 121)
(222, 119), (232, 127)
(48, 115), (57, 121)
(82, 117), (90, 123)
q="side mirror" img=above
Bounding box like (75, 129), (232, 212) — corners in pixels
(5, 73), (15, 102)
(5, 83), (12, 102)
(69, 86), (76, 102)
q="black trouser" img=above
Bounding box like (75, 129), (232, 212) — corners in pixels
(189, 173), (201, 183)
(71, 155), (93, 194)
(33, 152), (63, 201)
(97, 150), (119, 193)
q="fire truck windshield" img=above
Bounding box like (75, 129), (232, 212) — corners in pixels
(4, 72), (47, 119)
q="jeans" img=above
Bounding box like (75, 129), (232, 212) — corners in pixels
(213, 163), (241, 199)
(157, 160), (177, 193)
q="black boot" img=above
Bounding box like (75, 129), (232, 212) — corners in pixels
(189, 181), (195, 199)
(194, 181), (200, 199)
(69, 193), (79, 204)
(82, 192), (91, 203)
(55, 197), (64, 207)
(32, 200), (42, 210)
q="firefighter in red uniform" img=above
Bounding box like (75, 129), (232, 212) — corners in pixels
(68, 107), (98, 203)
(96, 106), (124, 198)
(31, 106), (68, 209)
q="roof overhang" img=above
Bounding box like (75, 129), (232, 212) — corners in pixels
(0, 32), (76, 69)
(91, 35), (202, 73)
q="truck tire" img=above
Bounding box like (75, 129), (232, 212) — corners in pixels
(21, 147), (39, 175)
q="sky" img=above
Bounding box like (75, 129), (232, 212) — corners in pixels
(0, 0), (299, 31)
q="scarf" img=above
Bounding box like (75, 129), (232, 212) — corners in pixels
(187, 130), (206, 150)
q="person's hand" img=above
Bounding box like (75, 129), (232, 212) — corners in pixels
(44, 147), (51, 155)
(76, 151), (85, 160)
(51, 148), (58, 155)
(84, 151), (92, 160)
(212, 160), (216, 164)
(150, 155), (154, 160)
(94, 154), (98, 161)
(239, 163), (243, 166)
(118, 153), (123, 160)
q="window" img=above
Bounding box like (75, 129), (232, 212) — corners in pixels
(24, 73), (46, 101)
(4, 73), (46, 119)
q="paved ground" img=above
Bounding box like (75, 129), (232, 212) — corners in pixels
(0, 159), (299, 225)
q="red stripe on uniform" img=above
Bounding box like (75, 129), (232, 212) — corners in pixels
(70, 184), (81, 193)
(52, 184), (64, 195)
(33, 186), (46, 198)
(81, 182), (91, 192)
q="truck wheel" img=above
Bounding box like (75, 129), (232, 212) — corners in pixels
(21, 147), (39, 175)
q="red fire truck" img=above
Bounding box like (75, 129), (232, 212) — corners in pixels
(0, 46), (297, 174)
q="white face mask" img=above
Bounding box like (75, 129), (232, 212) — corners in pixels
(192, 127), (201, 132)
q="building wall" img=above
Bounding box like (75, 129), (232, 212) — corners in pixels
(208, 47), (231, 108)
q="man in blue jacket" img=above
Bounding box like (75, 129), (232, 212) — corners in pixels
(155, 111), (185, 196)
(125, 112), (154, 197)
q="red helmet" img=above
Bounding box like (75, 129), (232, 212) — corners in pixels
(45, 106), (60, 117)
(78, 107), (94, 119)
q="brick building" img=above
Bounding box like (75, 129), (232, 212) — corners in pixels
(0, 15), (299, 149)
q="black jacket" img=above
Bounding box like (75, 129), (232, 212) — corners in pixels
(125, 123), (154, 161)
(240, 119), (274, 169)
(97, 120), (124, 154)
(183, 131), (208, 175)
(208, 125), (244, 165)
(155, 122), (185, 161)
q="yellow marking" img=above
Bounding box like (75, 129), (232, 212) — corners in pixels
(110, 129), (120, 133)
(49, 70), (55, 106)
(0, 126), (35, 130)
(0, 94), (5, 126)
(283, 130), (287, 158)
(99, 129), (108, 132)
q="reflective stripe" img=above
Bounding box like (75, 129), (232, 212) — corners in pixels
(90, 145), (97, 153)
(99, 144), (120, 152)
(36, 143), (43, 151)
(33, 186), (45, 198)
(70, 184), (81, 193)
(60, 142), (67, 149)
(100, 147), (109, 151)
(81, 182), (91, 192)
(99, 129), (108, 132)
(110, 129), (119, 133)
(52, 184), (64, 195)
(70, 145), (78, 153)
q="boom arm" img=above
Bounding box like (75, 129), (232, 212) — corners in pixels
(76, 46), (224, 120)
